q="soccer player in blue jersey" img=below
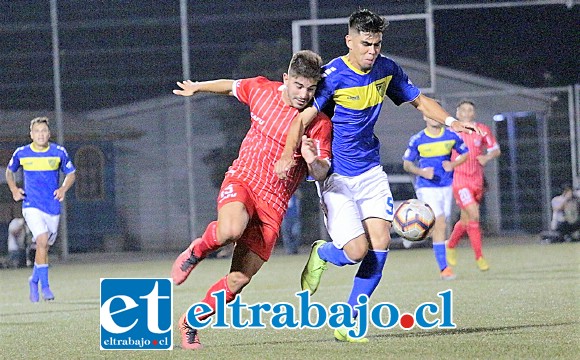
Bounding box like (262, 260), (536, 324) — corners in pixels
(403, 112), (468, 280)
(275, 8), (476, 343)
(5, 117), (76, 302)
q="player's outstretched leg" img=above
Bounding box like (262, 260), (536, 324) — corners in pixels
(172, 238), (204, 285)
(178, 313), (203, 350)
(301, 240), (327, 294)
(339, 249), (386, 343)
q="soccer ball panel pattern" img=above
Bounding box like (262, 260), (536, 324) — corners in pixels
(392, 199), (435, 241)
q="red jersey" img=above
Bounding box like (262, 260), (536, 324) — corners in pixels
(451, 122), (500, 189)
(227, 76), (332, 215)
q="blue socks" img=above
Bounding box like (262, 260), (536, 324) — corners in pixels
(31, 264), (39, 283)
(347, 250), (388, 318)
(34, 263), (50, 289)
(317, 242), (358, 266)
(317, 243), (389, 319)
(433, 243), (448, 271)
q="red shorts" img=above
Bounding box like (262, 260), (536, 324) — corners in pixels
(217, 178), (283, 262)
(453, 184), (484, 209)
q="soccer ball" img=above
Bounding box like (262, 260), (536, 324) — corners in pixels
(392, 199), (435, 241)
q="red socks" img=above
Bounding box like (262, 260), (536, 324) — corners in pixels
(447, 221), (467, 248)
(448, 220), (483, 259)
(197, 275), (236, 321)
(193, 221), (221, 258)
(466, 220), (483, 259)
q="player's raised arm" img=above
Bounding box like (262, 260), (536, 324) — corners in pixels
(173, 79), (235, 97)
(411, 94), (480, 135)
(274, 106), (318, 179)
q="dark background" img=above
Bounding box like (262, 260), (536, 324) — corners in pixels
(0, 1), (577, 111)
(435, 5), (579, 88)
(0, 2), (577, 252)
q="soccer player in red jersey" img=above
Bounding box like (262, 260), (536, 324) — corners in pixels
(170, 50), (332, 349)
(446, 100), (501, 271)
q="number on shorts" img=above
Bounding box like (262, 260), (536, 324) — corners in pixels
(386, 196), (394, 216)
(458, 188), (472, 205)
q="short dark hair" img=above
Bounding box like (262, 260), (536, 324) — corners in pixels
(457, 99), (475, 109)
(288, 50), (323, 83)
(349, 8), (387, 34)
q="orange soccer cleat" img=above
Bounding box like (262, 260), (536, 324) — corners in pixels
(440, 267), (457, 281)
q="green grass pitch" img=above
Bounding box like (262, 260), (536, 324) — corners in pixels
(1, 238), (578, 359)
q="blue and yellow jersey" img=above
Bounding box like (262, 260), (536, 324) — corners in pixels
(313, 54), (420, 176)
(7, 142), (76, 215)
(403, 128), (468, 188)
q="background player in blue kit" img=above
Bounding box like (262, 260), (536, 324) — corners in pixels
(275, 8), (476, 342)
(403, 112), (468, 280)
(5, 117), (76, 302)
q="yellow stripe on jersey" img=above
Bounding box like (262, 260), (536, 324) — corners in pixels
(417, 140), (456, 158)
(19, 157), (61, 171)
(334, 76), (392, 110)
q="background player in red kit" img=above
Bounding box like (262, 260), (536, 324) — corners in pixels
(446, 100), (501, 271)
(170, 50), (332, 349)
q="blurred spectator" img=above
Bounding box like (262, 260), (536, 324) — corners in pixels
(551, 185), (580, 241)
(7, 217), (28, 268)
(281, 189), (302, 254)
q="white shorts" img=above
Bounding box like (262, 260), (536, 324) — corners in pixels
(415, 186), (453, 218)
(22, 207), (59, 246)
(318, 165), (394, 248)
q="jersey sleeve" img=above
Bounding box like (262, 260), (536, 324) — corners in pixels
(6, 147), (22, 172)
(312, 68), (337, 112)
(385, 60), (421, 106)
(58, 145), (76, 174)
(232, 76), (267, 106)
(480, 123), (500, 152)
(402, 134), (420, 162)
